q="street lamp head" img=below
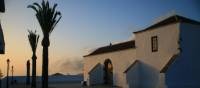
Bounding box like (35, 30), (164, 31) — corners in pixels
(27, 60), (30, 64)
(7, 59), (10, 63)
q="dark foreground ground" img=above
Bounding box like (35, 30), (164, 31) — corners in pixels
(2, 76), (119, 88)
(10, 82), (119, 88)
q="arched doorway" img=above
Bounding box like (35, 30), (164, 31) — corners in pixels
(104, 59), (113, 85)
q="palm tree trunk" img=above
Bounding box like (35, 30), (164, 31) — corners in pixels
(42, 36), (49, 88)
(26, 60), (30, 85)
(32, 54), (37, 88)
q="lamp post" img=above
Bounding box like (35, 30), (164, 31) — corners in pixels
(6, 59), (10, 88)
(11, 66), (14, 85)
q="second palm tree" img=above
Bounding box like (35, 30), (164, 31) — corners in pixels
(28, 30), (39, 88)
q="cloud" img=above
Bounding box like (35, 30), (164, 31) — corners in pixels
(54, 57), (83, 75)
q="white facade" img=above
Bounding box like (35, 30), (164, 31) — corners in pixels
(84, 48), (136, 87)
(88, 63), (104, 85)
(0, 22), (5, 54)
(0, 0), (5, 54)
(83, 15), (200, 88)
(166, 22), (200, 88)
(125, 60), (139, 88)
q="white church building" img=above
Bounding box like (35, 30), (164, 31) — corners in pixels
(0, 0), (5, 54)
(83, 15), (200, 88)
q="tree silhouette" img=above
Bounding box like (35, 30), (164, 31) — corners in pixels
(28, 0), (62, 88)
(26, 60), (30, 85)
(28, 30), (39, 88)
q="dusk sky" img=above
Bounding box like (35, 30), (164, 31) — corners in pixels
(0, 0), (200, 76)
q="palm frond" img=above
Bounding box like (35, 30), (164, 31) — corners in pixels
(28, 30), (40, 53)
(52, 4), (57, 14)
(28, 0), (62, 36)
(50, 13), (62, 33)
(33, 2), (42, 10)
(27, 5), (39, 13)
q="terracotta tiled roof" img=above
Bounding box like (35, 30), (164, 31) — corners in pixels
(0, 0), (5, 12)
(134, 15), (200, 33)
(84, 40), (135, 57)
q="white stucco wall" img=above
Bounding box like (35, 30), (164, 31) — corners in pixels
(139, 61), (159, 88)
(89, 64), (104, 85)
(125, 60), (139, 88)
(134, 23), (180, 88)
(84, 21), (188, 88)
(125, 60), (167, 88)
(134, 23), (180, 70)
(0, 22), (5, 53)
(166, 23), (200, 88)
(159, 73), (167, 88)
(84, 48), (136, 87)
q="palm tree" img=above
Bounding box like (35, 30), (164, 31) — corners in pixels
(28, 1), (62, 88)
(28, 30), (39, 88)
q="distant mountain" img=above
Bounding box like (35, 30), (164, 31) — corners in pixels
(51, 73), (65, 76)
